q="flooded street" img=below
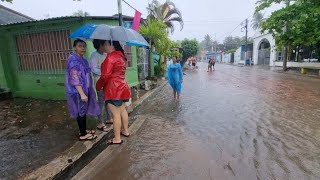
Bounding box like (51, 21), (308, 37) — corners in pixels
(89, 63), (320, 180)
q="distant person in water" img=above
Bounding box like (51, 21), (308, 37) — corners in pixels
(167, 57), (183, 100)
(207, 57), (215, 72)
(65, 39), (100, 141)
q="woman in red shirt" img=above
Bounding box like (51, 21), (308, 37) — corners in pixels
(96, 41), (131, 145)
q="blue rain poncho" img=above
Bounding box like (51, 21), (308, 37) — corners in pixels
(166, 63), (183, 94)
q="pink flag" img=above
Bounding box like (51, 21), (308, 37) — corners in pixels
(132, 10), (142, 32)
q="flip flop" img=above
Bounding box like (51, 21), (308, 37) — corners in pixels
(97, 126), (110, 132)
(107, 139), (124, 145)
(86, 130), (96, 134)
(79, 134), (97, 141)
(78, 130), (96, 136)
(120, 132), (130, 137)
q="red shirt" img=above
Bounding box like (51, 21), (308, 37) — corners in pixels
(96, 51), (131, 100)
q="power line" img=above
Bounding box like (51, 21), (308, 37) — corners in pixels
(122, 0), (141, 13)
(215, 13), (255, 41)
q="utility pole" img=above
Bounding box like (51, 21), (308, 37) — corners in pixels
(283, 0), (290, 71)
(245, 18), (248, 62)
(117, 0), (123, 26)
(241, 19), (248, 64)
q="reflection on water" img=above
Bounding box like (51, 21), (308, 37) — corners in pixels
(93, 63), (320, 180)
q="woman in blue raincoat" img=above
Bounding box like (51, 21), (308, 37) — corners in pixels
(167, 57), (183, 100)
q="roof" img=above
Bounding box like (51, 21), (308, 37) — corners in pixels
(0, 14), (134, 26)
(0, 5), (34, 25)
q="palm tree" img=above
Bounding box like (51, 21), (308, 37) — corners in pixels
(140, 18), (168, 77)
(251, 12), (265, 30)
(147, 0), (184, 33)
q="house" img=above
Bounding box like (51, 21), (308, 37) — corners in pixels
(0, 14), (145, 100)
(252, 32), (276, 66)
(233, 44), (253, 65)
(0, 5), (33, 93)
(252, 32), (320, 67)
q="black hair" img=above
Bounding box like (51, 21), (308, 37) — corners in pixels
(73, 39), (86, 47)
(107, 40), (127, 61)
(93, 39), (107, 50)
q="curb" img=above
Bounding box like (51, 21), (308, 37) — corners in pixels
(21, 81), (167, 180)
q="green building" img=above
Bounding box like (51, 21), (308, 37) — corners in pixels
(0, 15), (144, 100)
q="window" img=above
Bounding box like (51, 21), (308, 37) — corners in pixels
(15, 30), (72, 74)
(123, 45), (133, 67)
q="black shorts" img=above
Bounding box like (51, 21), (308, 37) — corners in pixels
(192, 63), (196, 66)
(105, 100), (129, 107)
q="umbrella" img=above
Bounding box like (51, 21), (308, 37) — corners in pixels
(69, 24), (149, 47)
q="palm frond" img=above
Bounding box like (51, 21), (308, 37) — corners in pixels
(165, 21), (175, 34)
(166, 16), (184, 31)
(164, 8), (182, 21)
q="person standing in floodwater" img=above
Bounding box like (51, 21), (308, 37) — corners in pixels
(167, 57), (183, 100)
(65, 39), (100, 141)
(207, 57), (215, 72)
(90, 39), (113, 132)
(96, 41), (131, 145)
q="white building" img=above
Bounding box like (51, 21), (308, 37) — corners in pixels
(252, 32), (320, 68)
(252, 32), (277, 66)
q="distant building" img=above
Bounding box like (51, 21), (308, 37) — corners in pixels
(233, 44), (253, 65)
(252, 32), (276, 66)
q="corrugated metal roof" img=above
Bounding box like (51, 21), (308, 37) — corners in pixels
(0, 5), (34, 25)
(0, 15), (134, 26)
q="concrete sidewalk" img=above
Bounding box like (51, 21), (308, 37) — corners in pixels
(14, 81), (166, 180)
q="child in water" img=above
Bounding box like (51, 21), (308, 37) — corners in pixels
(167, 57), (183, 100)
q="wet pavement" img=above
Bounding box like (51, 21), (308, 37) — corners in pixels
(85, 63), (320, 180)
(0, 99), (81, 180)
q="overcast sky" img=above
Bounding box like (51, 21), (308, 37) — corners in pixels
(1, 0), (282, 42)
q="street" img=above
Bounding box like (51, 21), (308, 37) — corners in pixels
(76, 63), (320, 180)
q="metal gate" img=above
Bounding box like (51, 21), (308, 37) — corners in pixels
(137, 48), (149, 80)
(258, 49), (270, 65)
(15, 30), (72, 74)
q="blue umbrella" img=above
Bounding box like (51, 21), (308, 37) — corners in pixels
(69, 24), (149, 47)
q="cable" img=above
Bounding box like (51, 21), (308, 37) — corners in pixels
(215, 13), (255, 42)
(122, 0), (141, 13)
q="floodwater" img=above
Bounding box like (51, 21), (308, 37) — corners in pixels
(91, 63), (320, 180)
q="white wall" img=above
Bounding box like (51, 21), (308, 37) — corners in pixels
(253, 33), (277, 66)
(234, 47), (242, 64)
(222, 53), (231, 63)
(274, 61), (320, 68)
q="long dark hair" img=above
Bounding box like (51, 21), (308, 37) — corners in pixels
(93, 39), (106, 50)
(108, 40), (127, 61)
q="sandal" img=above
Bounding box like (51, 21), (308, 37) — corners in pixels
(107, 139), (124, 145)
(78, 130), (96, 136)
(97, 125), (110, 132)
(105, 120), (113, 124)
(120, 132), (130, 137)
(79, 134), (97, 141)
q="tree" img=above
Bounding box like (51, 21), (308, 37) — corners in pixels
(181, 39), (199, 65)
(257, 0), (320, 69)
(200, 34), (213, 52)
(251, 12), (265, 30)
(147, 0), (184, 33)
(223, 36), (241, 50)
(72, 10), (90, 17)
(140, 18), (168, 77)
(1, 0), (12, 2)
